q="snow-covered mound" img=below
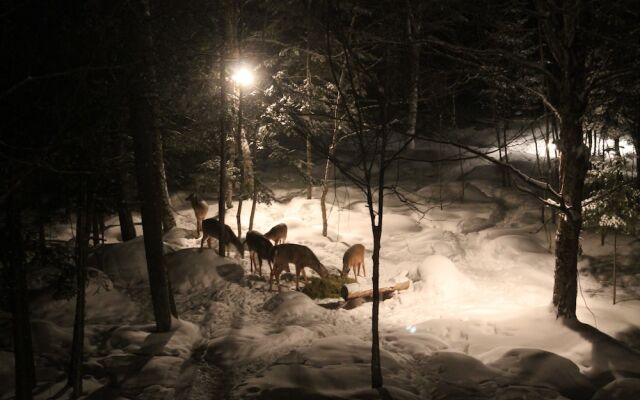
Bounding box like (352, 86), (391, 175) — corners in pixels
(489, 348), (595, 399)
(236, 335), (419, 400)
(30, 267), (142, 325)
(415, 255), (476, 301)
(263, 291), (326, 322)
(166, 248), (244, 293)
(91, 237), (171, 286)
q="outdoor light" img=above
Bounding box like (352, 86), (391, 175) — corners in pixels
(231, 66), (254, 87)
(547, 141), (557, 154)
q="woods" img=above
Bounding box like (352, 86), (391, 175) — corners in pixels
(1, 0), (639, 398)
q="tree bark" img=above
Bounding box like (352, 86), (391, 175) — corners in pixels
(6, 194), (35, 400)
(156, 136), (176, 232)
(68, 180), (90, 398)
(406, 0), (420, 150)
(613, 229), (617, 304)
(235, 87), (244, 238)
(219, 0), (237, 254)
(116, 135), (137, 242)
(305, 0), (314, 199)
(128, 0), (174, 332)
(540, 0), (589, 319)
(632, 128), (640, 189)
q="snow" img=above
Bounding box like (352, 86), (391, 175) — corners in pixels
(4, 152), (640, 398)
(166, 248), (244, 293)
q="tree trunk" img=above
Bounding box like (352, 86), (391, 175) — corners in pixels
(632, 134), (640, 189)
(406, 2), (420, 151)
(248, 118), (258, 232)
(305, 2), (314, 199)
(128, 0), (174, 332)
(370, 223), (383, 388)
(156, 137), (176, 232)
(320, 135), (336, 237)
(91, 210), (100, 247)
(219, 0), (237, 254)
(6, 194), (35, 400)
(612, 229), (617, 305)
(502, 121), (510, 186)
(235, 87), (244, 238)
(117, 136), (137, 242)
(495, 118), (505, 186)
(538, 0), (589, 320)
(306, 135), (313, 199)
(68, 180), (90, 398)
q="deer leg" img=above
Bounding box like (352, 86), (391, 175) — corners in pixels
(295, 266), (300, 291)
(196, 218), (202, 237)
(258, 257), (263, 277)
(277, 267), (283, 292)
(200, 235), (207, 252)
(361, 262), (365, 277)
(268, 266), (273, 291)
(353, 265), (357, 281)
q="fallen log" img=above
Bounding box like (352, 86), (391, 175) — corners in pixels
(340, 274), (410, 300)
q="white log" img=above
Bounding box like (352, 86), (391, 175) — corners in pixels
(340, 272), (410, 300)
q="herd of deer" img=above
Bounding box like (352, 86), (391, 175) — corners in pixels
(186, 193), (366, 291)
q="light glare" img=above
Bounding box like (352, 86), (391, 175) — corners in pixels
(232, 67), (254, 87)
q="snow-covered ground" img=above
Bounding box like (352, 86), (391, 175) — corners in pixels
(2, 140), (640, 399)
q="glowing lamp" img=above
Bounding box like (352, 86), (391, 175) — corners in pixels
(231, 66), (254, 87)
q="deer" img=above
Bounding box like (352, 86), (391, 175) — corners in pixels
(186, 193), (209, 237)
(341, 244), (365, 280)
(264, 223), (287, 245)
(270, 243), (328, 291)
(200, 218), (244, 258)
(244, 230), (273, 277)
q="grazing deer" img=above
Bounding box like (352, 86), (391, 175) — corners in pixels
(342, 244), (365, 280)
(186, 193), (209, 237)
(245, 230), (273, 276)
(200, 218), (244, 258)
(270, 243), (328, 291)
(264, 223), (287, 245)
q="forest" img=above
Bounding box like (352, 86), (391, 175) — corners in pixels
(1, 0), (640, 399)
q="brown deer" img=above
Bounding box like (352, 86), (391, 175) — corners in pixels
(264, 223), (287, 245)
(186, 193), (209, 237)
(270, 243), (328, 291)
(341, 244), (365, 280)
(245, 230), (273, 276)
(200, 218), (244, 258)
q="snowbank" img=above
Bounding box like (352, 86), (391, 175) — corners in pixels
(166, 248), (244, 293)
(415, 255), (476, 301)
(263, 291), (327, 322)
(30, 268), (142, 325)
(91, 237), (171, 286)
(236, 336), (419, 400)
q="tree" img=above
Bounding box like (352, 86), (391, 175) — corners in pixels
(128, 0), (175, 332)
(3, 194), (35, 400)
(67, 179), (90, 398)
(583, 156), (640, 304)
(420, 0), (640, 318)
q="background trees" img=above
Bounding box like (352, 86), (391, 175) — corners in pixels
(1, 0), (639, 396)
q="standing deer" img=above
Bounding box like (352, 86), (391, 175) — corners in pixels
(270, 243), (328, 291)
(342, 244), (365, 280)
(264, 223), (287, 245)
(186, 193), (209, 237)
(200, 218), (244, 258)
(245, 230), (273, 276)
